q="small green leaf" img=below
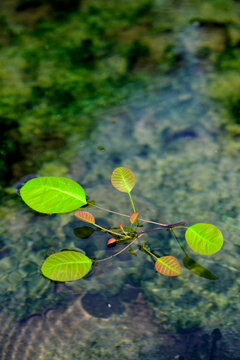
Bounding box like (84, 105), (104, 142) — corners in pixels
(155, 256), (181, 277)
(185, 223), (223, 255)
(111, 167), (136, 193)
(74, 211), (95, 224)
(20, 177), (86, 214)
(41, 250), (92, 282)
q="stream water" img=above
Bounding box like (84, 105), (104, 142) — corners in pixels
(1, 8), (240, 360)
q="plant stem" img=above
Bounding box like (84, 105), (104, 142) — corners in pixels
(138, 227), (168, 235)
(95, 224), (127, 238)
(92, 203), (187, 228)
(128, 192), (136, 212)
(96, 222), (189, 264)
(96, 225), (168, 263)
(97, 233), (144, 263)
(142, 220), (187, 228)
(96, 222), (188, 263)
(141, 245), (158, 260)
(170, 226), (188, 230)
(92, 203), (130, 218)
(170, 229), (187, 256)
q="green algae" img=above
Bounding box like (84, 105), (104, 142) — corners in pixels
(1, 0), (240, 184)
(0, 0), (175, 184)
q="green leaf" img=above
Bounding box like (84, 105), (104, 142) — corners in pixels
(155, 256), (181, 277)
(20, 177), (86, 214)
(74, 211), (95, 224)
(183, 255), (218, 280)
(185, 223), (223, 255)
(41, 250), (92, 282)
(111, 167), (136, 193)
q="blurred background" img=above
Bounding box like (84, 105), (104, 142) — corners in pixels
(1, 0), (240, 359)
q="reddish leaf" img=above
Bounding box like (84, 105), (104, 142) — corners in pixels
(155, 256), (181, 277)
(130, 211), (139, 224)
(74, 211), (95, 224)
(107, 238), (117, 246)
(119, 223), (124, 232)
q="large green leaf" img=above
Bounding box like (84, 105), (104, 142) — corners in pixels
(20, 177), (86, 214)
(111, 167), (135, 193)
(41, 250), (92, 281)
(185, 223), (223, 255)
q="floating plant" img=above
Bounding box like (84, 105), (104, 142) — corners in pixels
(19, 167), (224, 282)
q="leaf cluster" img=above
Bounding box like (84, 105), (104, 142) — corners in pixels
(20, 167), (224, 282)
